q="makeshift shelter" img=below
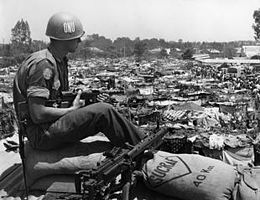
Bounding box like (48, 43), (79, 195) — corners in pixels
(218, 102), (247, 117)
(172, 102), (204, 112)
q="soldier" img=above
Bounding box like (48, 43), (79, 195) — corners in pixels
(13, 12), (145, 150)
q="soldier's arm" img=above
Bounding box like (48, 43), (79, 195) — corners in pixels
(28, 97), (78, 124)
(26, 60), (82, 124)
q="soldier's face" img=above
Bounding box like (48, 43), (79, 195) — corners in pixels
(67, 38), (81, 52)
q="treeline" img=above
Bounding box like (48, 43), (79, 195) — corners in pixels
(71, 34), (258, 60)
(0, 18), (258, 68)
(2, 34), (257, 64)
(0, 19), (48, 67)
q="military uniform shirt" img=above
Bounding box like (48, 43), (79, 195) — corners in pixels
(13, 46), (69, 118)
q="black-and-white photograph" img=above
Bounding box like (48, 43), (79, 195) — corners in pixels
(1, 0), (260, 199)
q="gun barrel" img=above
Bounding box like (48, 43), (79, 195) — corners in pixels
(128, 127), (169, 158)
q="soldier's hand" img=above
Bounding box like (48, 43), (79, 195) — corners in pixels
(97, 93), (110, 102)
(72, 90), (85, 109)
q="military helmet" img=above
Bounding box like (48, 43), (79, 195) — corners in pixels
(45, 12), (85, 40)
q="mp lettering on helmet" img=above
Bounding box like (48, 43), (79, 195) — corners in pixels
(63, 21), (76, 33)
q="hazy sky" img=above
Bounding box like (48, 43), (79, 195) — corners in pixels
(0, 0), (259, 43)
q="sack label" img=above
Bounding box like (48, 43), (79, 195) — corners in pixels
(146, 155), (192, 188)
(146, 155), (217, 189)
(193, 165), (215, 187)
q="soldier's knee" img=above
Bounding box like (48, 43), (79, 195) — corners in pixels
(95, 102), (114, 113)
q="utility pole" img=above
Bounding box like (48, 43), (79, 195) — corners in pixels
(2, 38), (5, 55)
(124, 41), (126, 58)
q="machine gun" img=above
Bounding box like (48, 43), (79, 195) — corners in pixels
(45, 89), (124, 108)
(74, 127), (171, 200)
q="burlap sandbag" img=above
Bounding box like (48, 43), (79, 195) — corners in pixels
(222, 145), (255, 167)
(133, 182), (182, 200)
(24, 136), (113, 187)
(233, 166), (260, 200)
(142, 151), (237, 200)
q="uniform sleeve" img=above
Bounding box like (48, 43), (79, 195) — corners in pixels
(27, 59), (55, 99)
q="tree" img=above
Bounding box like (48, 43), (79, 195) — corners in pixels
(30, 40), (47, 53)
(159, 38), (167, 48)
(72, 39), (93, 59)
(182, 48), (194, 60)
(178, 39), (183, 43)
(2, 44), (12, 57)
(113, 37), (134, 57)
(144, 38), (160, 50)
(133, 41), (147, 62)
(91, 35), (113, 51)
(11, 19), (32, 55)
(106, 45), (118, 58)
(159, 48), (168, 58)
(253, 9), (260, 41)
(223, 45), (236, 59)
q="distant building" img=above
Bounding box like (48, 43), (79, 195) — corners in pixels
(207, 49), (221, 54)
(149, 48), (161, 53)
(149, 48), (171, 55)
(192, 54), (210, 61)
(242, 45), (260, 58)
(89, 47), (103, 53)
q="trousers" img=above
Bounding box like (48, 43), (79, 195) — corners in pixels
(27, 102), (145, 150)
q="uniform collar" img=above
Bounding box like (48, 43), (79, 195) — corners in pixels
(48, 44), (67, 63)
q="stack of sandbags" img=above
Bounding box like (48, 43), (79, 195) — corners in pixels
(142, 150), (260, 200)
(24, 136), (113, 187)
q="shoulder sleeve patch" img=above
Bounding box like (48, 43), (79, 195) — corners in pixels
(43, 68), (53, 80)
